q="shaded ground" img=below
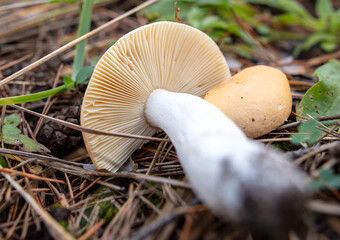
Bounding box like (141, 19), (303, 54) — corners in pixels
(0, 0), (340, 239)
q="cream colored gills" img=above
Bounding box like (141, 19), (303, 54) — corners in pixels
(81, 21), (230, 172)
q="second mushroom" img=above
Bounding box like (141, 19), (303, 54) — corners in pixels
(81, 21), (308, 236)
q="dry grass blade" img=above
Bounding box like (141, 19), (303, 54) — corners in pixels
(5, 202), (28, 239)
(0, 147), (85, 166)
(278, 114), (340, 130)
(0, 0), (50, 11)
(68, 177), (101, 202)
(37, 160), (191, 188)
(130, 205), (206, 240)
(78, 219), (105, 240)
(0, 147), (190, 188)
(2, 172), (75, 240)
(293, 141), (340, 165)
(0, 54), (33, 71)
(10, 104), (169, 142)
(0, 167), (65, 184)
(0, 0), (159, 87)
(308, 200), (340, 216)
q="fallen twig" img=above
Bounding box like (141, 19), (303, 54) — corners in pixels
(78, 219), (105, 240)
(307, 200), (340, 216)
(293, 141), (340, 165)
(278, 114), (340, 130)
(0, 147), (85, 167)
(68, 177), (101, 202)
(0, 167), (65, 184)
(37, 160), (192, 189)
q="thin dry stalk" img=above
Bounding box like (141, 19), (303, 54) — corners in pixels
(0, 54), (33, 71)
(0, 0), (50, 11)
(65, 173), (75, 204)
(35, 160), (191, 188)
(0, 147), (84, 167)
(307, 200), (340, 216)
(5, 202), (28, 239)
(68, 177), (101, 202)
(278, 114), (340, 130)
(21, 204), (31, 239)
(78, 219), (105, 240)
(294, 141), (340, 165)
(0, 167), (65, 184)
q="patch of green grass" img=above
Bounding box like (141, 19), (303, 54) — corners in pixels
(247, 0), (340, 56)
(145, 0), (340, 57)
(144, 0), (266, 57)
(98, 201), (119, 222)
(271, 141), (300, 151)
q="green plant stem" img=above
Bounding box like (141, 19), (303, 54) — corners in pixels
(72, 0), (95, 79)
(0, 82), (74, 105)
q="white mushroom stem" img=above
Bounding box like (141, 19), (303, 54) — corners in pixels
(146, 89), (308, 233)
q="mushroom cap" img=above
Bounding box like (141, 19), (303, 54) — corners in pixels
(81, 21), (230, 172)
(204, 65), (292, 138)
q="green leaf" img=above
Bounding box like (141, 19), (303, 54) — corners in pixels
(0, 154), (8, 168)
(143, 0), (194, 21)
(2, 114), (22, 135)
(291, 119), (324, 145)
(320, 40), (337, 52)
(276, 13), (300, 24)
(63, 76), (75, 88)
(3, 134), (50, 153)
(0, 82), (74, 105)
(72, 0), (95, 79)
(246, 0), (314, 19)
(329, 13), (340, 34)
(75, 66), (95, 84)
(311, 168), (340, 191)
(197, 0), (226, 5)
(4, 114), (21, 127)
(294, 32), (335, 56)
(316, 0), (334, 20)
(297, 60), (340, 122)
(1, 114), (50, 153)
(49, 0), (76, 3)
(2, 125), (21, 135)
(90, 56), (101, 65)
(197, 15), (229, 30)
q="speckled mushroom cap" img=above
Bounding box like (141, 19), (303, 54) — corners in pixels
(204, 65), (292, 138)
(81, 21), (230, 172)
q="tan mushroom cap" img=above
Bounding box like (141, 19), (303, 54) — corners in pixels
(81, 21), (230, 172)
(204, 65), (292, 138)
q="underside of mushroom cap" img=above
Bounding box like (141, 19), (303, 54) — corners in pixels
(81, 21), (230, 172)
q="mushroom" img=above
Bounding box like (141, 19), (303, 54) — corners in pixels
(81, 22), (308, 236)
(204, 65), (292, 138)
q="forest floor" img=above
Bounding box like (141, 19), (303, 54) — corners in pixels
(0, 0), (340, 239)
